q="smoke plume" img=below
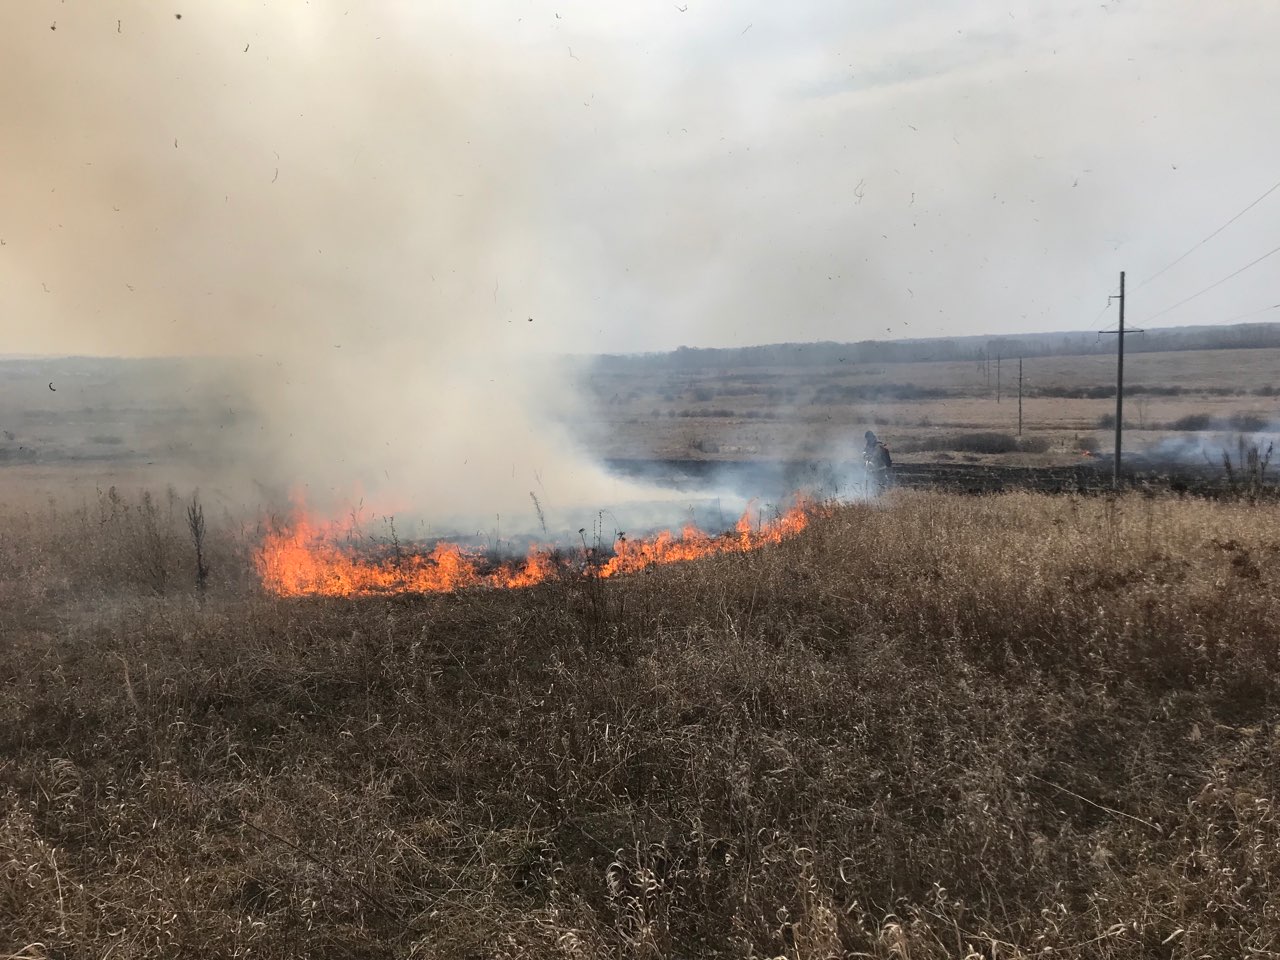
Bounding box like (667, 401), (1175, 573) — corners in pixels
(0, 1), (677, 527)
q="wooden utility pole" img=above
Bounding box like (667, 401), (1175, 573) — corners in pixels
(1017, 358), (1023, 436)
(1101, 272), (1142, 487)
(1115, 273), (1124, 485)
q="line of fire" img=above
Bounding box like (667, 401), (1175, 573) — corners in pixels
(256, 498), (819, 598)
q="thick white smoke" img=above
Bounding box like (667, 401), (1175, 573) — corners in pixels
(0, 1), (691, 528)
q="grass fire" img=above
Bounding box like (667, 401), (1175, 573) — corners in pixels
(256, 500), (815, 597)
(7, 0), (1280, 955)
(5, 485), (1280, 957)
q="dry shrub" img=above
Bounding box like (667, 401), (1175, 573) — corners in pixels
(0, 486), (256, 609)
(899, 432), (1049, 455)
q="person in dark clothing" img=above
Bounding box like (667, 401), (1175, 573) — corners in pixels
(862, 430), (892, 494)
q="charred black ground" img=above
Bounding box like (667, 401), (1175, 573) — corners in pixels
(603, 454), (1267, 498)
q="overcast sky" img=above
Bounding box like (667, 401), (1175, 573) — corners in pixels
(4, 0), (1279, 358)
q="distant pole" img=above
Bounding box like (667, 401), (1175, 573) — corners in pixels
(1115, 272), (1124, 485)
(1095, 273), (1146, 491)
(997, 353), (1002, 403)
(1017, 358), (1023, 436)
(1101, 272), (1143, 488)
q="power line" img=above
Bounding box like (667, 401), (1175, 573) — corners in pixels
(1142, 241), (1280, 324)
(1136, 175), (1280, 290)
(1090, 298), (1113, 329)
(1219, 302), (1280, 324)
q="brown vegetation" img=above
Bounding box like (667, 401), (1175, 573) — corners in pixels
(3, 488), (1280, 957)
(581, 347), (1280, 463)
(6, 348), (1279, 475)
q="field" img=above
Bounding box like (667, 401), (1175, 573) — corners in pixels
(3, 349), (1278, 482)
(3, 484), (1280, 957)
(2, 347), (1278, 956)
(579, 346), (1280, 467)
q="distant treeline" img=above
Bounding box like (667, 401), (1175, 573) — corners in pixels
(817, 382), (1278, 401)
(812, 383), (951, 402)
(593, 322), (1280, 372)
(1098, 412), (1276, 433)
(1034, 384), (1280, 399)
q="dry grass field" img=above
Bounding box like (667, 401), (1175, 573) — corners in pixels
(3, 482), (1279, 957)
(580, 347), (1280, 464)
(4, 350), (1277, 479)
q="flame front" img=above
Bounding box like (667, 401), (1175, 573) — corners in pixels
(256, 501), (814, 597)
(598, 502), (811, 578)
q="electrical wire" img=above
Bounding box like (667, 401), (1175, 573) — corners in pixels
(1219, 302), (1280, 324)
(1136, 175), (1280, 290)
(1142, 241), (1280, 324)
(1090, 298), (1113, 329)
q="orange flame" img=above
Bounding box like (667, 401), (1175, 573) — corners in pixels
(256, 500), (816, 597)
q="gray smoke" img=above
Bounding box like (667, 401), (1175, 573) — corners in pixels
(6, 1), (1279, 526)
(0, 2), (689, 525)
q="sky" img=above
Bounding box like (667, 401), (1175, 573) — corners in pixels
(2, 1), (1278, 519)
(3, 0), (1278, 359)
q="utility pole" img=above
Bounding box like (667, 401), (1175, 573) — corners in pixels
(1101, 272), (1143, 487)
(997, 353), (1002, 403)
(1017, 358), (1023, 436)
(1115, 273), (1124, 486)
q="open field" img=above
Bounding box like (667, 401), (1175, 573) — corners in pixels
(3, 485), (1280, 957)
(0, 357), (248, 470)
(3, 349), (1278, 484)
(579, 347), (1280, 465)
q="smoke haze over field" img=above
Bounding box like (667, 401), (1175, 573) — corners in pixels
(3, 1), (1280, 518)
(0, 1), (656, 519)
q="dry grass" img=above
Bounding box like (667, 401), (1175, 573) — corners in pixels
(583, 347), (1280, 463)
(5, 350), (1277, 472)
(3, 489), (1280, 957)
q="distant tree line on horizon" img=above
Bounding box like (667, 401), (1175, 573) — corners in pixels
(594, 321), (1280, 371)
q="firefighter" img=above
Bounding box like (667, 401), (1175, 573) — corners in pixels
(862, 430), (892, 495)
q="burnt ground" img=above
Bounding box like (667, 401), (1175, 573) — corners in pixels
(603, 455), (1258, 499)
